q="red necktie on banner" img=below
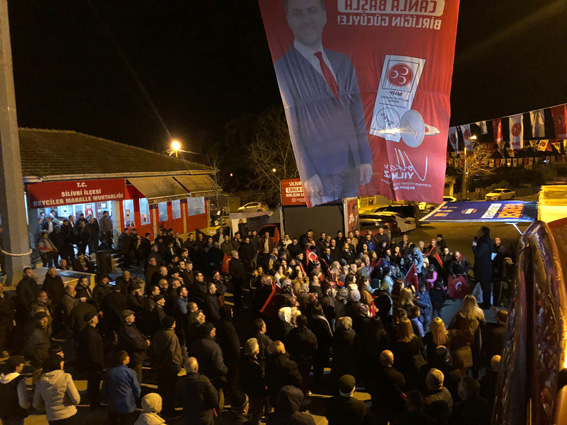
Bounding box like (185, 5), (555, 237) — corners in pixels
(314, 52), (338, 98)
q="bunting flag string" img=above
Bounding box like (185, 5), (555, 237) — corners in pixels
(448, 102), (567, 152)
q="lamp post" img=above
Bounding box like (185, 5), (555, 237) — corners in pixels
(461, 135), (477, 199)
(0, 0), (31, 285)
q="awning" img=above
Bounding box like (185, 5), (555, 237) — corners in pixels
(174, 175), (221, 197)
(127, 177), (188, 204)
(421, 201), (538, 223)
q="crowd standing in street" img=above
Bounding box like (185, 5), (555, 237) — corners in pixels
(0, 219), (514, 425)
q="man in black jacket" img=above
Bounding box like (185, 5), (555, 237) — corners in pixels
(266, 385), (314, 425)
(188, 322), (227, 388)
(450, 377), (491, 425)
(203, 283), (221, 324)
(239, 338), (267, 425)
(482, 309), (508, 370)
(16, 267), (40, 326)
(151, 316), (184, 419)
(180, 357), (219, 425)
(215, 391), (251, 425)
(265, 341), (302, 407)
(92, 276), (112, 312)
(117, 309), (149, 383)
(189, 272), (207, 307)
(366, 350), (406, 421)
(472, 226), (494, 309)
(326, 374), (369, 425)
(252, 318), (273, 367)
(229, 251), (246, 308)
(100, 285), (127, 335)
(23, 312), (51, 384)
(78, 311), (104, 409)
(239, 237), (257, 275)
(285, 315), (317, 397)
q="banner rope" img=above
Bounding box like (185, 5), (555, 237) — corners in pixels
(1, 249), (32, 257)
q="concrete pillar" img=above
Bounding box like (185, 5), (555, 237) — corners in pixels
(0, 0), (30, 285)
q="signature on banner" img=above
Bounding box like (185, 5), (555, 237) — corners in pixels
(383, 148), (428, 182)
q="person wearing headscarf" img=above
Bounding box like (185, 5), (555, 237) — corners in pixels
(134, 393), (166, 425)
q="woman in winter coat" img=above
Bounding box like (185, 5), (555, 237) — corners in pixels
(449, 295), (486, 376)
(33, 356), (80, 424)
(134, 393), (166, 425)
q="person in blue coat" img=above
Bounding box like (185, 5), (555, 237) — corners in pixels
(102, 350), (141, 425)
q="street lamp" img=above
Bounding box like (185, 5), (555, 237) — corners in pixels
(170, 139), (181, 157)
(462, 135), (477, 199)
(272, 168), (277, 173)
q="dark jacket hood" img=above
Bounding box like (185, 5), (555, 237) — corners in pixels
(276, 385), (304, 413)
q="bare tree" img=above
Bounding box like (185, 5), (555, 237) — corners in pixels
(246, 107), (298, 204)
(462, 143), (495, 197)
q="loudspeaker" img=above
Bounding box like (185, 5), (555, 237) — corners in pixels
(96, 250), (112, 277)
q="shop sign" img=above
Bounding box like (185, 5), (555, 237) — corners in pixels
(27, 179), (126, 208)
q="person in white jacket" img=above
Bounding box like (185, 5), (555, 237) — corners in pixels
(0, 355), (31, 425)
(33, 355), (80, 424)
(134, 393), (166, 425)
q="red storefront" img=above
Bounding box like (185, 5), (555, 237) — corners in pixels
(20, 129), (220, 245)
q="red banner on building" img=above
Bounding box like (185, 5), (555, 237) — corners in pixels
(259, 0), (460, 206)
(281, 178), (307, 206)
(26, 179), (126, 208)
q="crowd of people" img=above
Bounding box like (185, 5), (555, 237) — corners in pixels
(0, 223), (514, 425)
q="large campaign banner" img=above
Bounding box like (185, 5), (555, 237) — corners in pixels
(259, 0), (460, 206)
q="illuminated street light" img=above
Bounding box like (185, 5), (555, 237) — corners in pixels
(272, 168), (277, 173)
(230, 173), (234, 177)
(167, 139), (182, 157)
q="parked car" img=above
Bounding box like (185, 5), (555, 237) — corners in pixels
(374, 204), (417, 218)
(237, 202), (270, 212)
(359, 211), (417, 236)
(373, 204), (423, 226)
(485, 188), (516, 201)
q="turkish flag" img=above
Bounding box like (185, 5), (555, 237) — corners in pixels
(460, 124), (474, 150)
(306, 246), (318, 263)
(404, 264), (419, 292)
(493, 118), (503, 145)
(551, 105), (567, 139)
(509, 114), (524, 150)
(448, 275), (470, 299)
(448, 127), (459, 152)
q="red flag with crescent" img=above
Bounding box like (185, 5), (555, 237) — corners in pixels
(306, 246), (318, 263)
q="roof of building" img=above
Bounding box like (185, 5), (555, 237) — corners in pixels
(19, 128), (215, 182)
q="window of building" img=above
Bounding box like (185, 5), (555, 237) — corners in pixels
(123, 199), (134, 227)
(158, 202), (169, 222)
(172, 199), (181, 219)
(139, 198), (150, 225)
(187, 197), (206, 216)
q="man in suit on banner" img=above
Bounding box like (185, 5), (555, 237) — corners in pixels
(274, 0), (373, 205)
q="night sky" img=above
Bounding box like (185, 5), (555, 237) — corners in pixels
(8, 0), (567, 156)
